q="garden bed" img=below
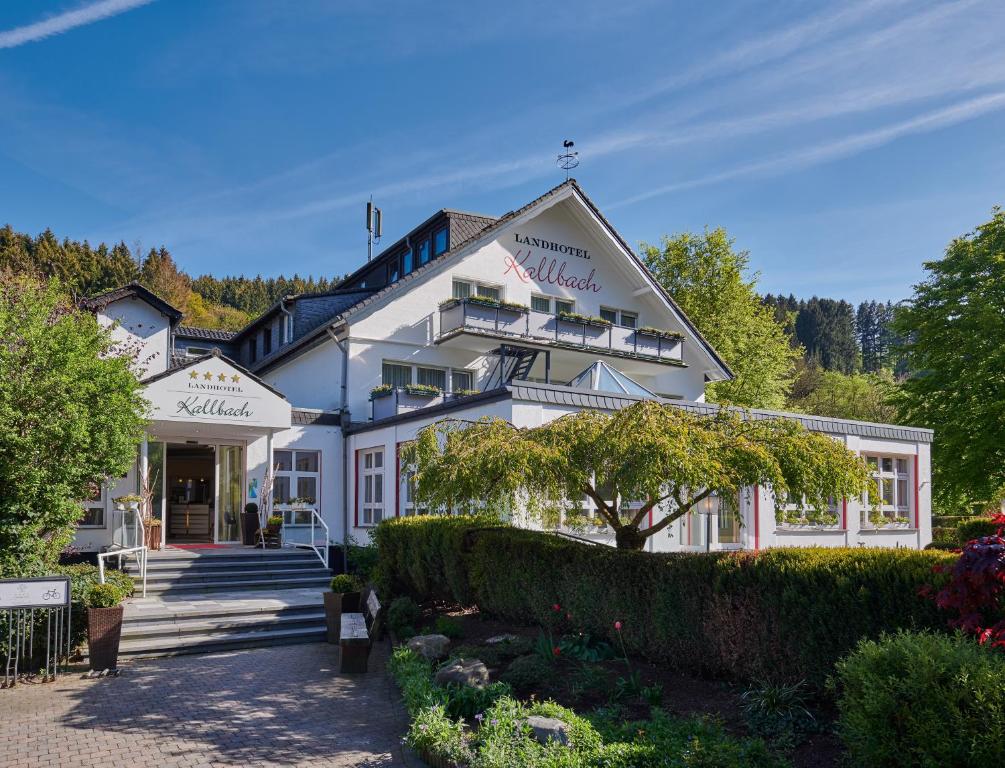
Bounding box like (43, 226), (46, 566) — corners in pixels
(392, 601), (844, 768)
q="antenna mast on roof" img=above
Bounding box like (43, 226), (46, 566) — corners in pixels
(365, 197), (382, 262)
(557, 139), (579, 181)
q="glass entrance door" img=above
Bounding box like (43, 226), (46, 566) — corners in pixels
(216, 445), (244, 542)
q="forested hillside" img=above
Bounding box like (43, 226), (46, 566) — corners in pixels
(0, 225), (342, 330)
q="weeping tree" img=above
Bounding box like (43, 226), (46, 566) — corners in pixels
(403, 400), (873, 550)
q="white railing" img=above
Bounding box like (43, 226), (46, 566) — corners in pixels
(280, 507), (329, 568)
(98, 506), (148, 597)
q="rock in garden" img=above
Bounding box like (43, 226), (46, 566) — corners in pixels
(434, 658), (490, 688)
(526, 715), (572, 747)
(485, 633), (519, 645)
(406, 634), (451, 660)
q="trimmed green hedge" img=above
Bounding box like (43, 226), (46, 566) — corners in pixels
(376, 516), (956, 687)
(956, 517), (1002, 544)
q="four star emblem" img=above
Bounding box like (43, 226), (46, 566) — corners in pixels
(187, 369), (242, 384)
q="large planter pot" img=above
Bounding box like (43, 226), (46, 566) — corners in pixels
(144, 524), (162, 551)
(323, 591), (361, 643)
(87, 606), (124, 671)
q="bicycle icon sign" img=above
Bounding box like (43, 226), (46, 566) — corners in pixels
(42, 589), (60, 601)
(0, 577), (70, 609)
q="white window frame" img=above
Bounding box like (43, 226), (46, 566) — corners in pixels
(78, 482), (107, 529)
(599, 306), (638, 328)
(360, 448), (384, 527)
(863, 454), (912, 527)
(273, 449), (321, 525)
(532, 294), (575, 315)
(382, 360), (474, 394)
(453, 278), (502, 301)
(777, 495), (841, 528)
(184, 345), (211, 358)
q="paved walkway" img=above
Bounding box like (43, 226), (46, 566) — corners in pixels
(0, 641), (415, 768)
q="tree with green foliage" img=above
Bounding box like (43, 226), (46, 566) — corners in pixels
(892, 208), (1005, 509)
(404, 400), (873, 550)
(0, 274), (147, 577)
(787, 365), (899, 424)
(641, 229), (800, 409)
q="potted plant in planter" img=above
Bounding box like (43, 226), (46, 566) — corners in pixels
(264, 514), (283, 547)
(85, 582), (126, 672)
(113, 494), (142, 513)
(144, 518), (162, 551)
(324, 573), (364, 643)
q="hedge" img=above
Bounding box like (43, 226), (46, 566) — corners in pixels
(375, 516), (956, 688)
(955, 517), (1003, 544)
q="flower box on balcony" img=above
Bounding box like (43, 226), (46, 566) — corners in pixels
(369, 385), (394, 400)
(403, 384), (441, 397)
(636, 326), (685, 341)
(440, 296), (528, 336)
(557, 310), (612, 328)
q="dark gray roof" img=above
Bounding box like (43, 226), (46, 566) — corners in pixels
(447, 211), (497, 247)
(81, 282), (183, 325)
(508, 380), (934, 443)
(291, 408), (341, 426)
(176, 325), (238, 341)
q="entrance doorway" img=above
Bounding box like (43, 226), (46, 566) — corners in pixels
(166, 444), (215, 543)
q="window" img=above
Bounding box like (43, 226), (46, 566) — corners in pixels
(382, 362), (412, 388)
(387, 261), (399, 284)
(263, 327), (272, 356)
(283, 313), (294, 345)
(531, 295), (551, 313)
(864, 455), (912, 526)
(453, 279), (501, 301)
(402, 248), (413, 274)
(779, 496), (840, 527)
(185, 345), (210, 358)
(555, 299), (575, 315)
(272, 450), (320, 511)
(79, 482), (106, 528)
(451, 369), (473, 392)
(433, 226), (449, 256)
(417, 366), (446, 391)
(360, 449), (384, 526)
(247, 337), (257, 364)
(600, 307), (639, 328)
(417, 237), (430, 266)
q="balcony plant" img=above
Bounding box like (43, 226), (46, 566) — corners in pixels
(370, 384), (394, 400)
(636, 325), (685, 341)
(324, 573), (365, 644)
(557, 310), (611, 327)
(403, 383), (442, 398)
(85, 582), (126, 672)
(452, 388), (480, 398)
(112, 494), (142, 512)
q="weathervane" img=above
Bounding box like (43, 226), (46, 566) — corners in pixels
(557, 139), (579, 180)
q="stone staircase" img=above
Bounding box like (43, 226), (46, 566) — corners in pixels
(117, 547), (331, 658)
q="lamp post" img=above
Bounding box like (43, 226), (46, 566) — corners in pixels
(697, 490), (720, 553)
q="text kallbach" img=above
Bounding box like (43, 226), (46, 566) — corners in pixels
(502, 250), (602, 293)
(175, 396), (253, 418)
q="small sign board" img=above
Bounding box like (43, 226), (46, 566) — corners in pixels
(0, 577), (71, 609)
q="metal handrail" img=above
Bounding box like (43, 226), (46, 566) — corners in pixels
(280, 508), (329, 568)
(98, 507), (148, 597)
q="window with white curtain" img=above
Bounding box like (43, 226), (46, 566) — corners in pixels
(360, 449), (384, 526)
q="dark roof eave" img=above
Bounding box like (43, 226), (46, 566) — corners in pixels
(81, 282), (184, 325)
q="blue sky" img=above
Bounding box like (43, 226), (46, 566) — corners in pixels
(1, 0), (1003, 303)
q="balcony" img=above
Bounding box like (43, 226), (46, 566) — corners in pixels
(437, 298), (684, 364)
(369, 385), (484, 421)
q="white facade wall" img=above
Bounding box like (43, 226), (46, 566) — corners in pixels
(96, 298), (171, 377)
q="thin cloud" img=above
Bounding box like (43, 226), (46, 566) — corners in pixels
(0, 0), (154, 49)
(607, 91), (1005, 209)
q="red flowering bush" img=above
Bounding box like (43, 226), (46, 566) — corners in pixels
(933, 514), (1005, 649)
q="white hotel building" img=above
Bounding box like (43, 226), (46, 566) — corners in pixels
(75, 180), (933, 557)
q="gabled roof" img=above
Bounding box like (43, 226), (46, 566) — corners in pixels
(81, 282), (183, 326)
(230, 287), (377, 343)
(176, 325), (238, 341)
(142, 348), (288, 400)
(313, 179), (733, 380)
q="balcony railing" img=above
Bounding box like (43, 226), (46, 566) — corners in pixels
(438, 298), (684, 363)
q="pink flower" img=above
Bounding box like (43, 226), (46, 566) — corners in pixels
(552, 603), (561, 612)
(552, 646), (561, 657)
(614, 620), (623, 631)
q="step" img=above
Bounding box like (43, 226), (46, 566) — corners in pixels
(138, 566), (329, 583)
(126, 557), (322, 573)
(117, 625), (327, 658)
(142, 576), (332, 594)
(120, 610), (326, 640)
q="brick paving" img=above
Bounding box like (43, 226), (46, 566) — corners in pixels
(0, 641), (415, 768)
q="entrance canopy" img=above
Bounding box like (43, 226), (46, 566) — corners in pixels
(142, 351), (291, 432)
(568, 360), (656, 397)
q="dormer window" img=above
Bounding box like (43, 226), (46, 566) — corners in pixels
(263, 327), (273, 355)
(417, 237), (430, 266)
(433, 226), (449, 256)
(248, 337), (257, 364)
(403, 248), (413, 274)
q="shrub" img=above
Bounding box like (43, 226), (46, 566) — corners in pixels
(956, 517), (1003, 544)
(500, 654), (554, 690)
(833, 630), (1005, 767)
(741, 680), (816, 748)
(330, 573), (363, 593)
(377, 516), (955, 687)
(434, 615), (463, 639)
(387, 596), (422, 637)
(84, 582), (124, 608)
(59, 563), (135, 602)
(442, 680), (512, 720)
